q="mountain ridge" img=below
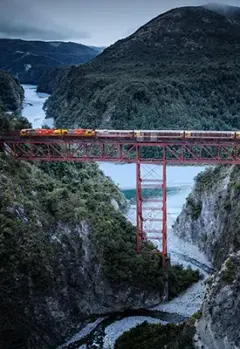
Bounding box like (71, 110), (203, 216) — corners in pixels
(45, 5), (240, 131)
(0, 38), (101, 85)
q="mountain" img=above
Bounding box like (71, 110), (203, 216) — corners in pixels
(36, 66), (70, 93)
(89, 45), (106, 53)
(0, 39), (100, 85)
(204, 2), (240, 19)
(45, 5), (240, 130)
(36, 46), (107, 94)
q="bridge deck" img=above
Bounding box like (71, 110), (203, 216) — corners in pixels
(1, 137), (240, 164)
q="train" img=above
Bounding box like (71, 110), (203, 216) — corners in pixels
(19, 128), (240, 141)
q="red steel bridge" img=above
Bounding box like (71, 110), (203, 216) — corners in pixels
(1, 132), (240, 267)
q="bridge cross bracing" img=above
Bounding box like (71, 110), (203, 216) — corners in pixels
(2, 135), (240, 267)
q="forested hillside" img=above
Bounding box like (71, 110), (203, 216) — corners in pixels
(0, 39), (100, 85)
(45, 5), (240, 131)
(0, 73), (199, 348)
(0, 71), (24, 112)
(37, 66), (70, 93)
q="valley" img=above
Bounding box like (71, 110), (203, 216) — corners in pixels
(0, 39), (102, 86)
(0, 3), (240, 348)
(19, 84), (210, 349)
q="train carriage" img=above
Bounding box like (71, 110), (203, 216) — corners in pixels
(185, 131), (235, 139)
(135, 130), (184, 142)
(96, 129), (134, 139)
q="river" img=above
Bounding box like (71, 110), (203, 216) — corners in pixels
(21, 84), (212, 349)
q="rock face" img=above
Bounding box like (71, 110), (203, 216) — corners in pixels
(173, 165), (240, 268)
(0, 158), (159, 348)
(0, 156), (200, 349)
(194, 252), (240, 349)
(0, 78), (199, 349)
(174, 165), (240, 348)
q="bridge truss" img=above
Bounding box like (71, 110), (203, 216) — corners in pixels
(2, 137), (240, 266)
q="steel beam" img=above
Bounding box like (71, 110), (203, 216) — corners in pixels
(2, 139), (240, 164)
(3, 136), (240, 267)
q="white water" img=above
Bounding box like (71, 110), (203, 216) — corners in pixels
(21, 84), (211, 349)
(21, 84), (54, 128)
(98, 162), (210, 267)
(99, 165), (210, 349)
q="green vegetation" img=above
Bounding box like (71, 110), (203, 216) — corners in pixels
(0, 109), (31, 132)
(0, 71), (24, 112)
(0, 100), (199, 348)
(45, 6), (240, 133)
(201, 233), (208, 243)
(190, 164), (240, 268)
(115, 311), (202, 349)
(168, 265), (199, 299)
(186, 196), (202, 221)
(37, 66), (70, 93)
(194, 166), (224, 192)
(0, 150), (199, 348)
(222, 258), (238, 284)
(46, 62), (240, 131)
(0, 39), (99, 85)
(115, 319), (196, 349)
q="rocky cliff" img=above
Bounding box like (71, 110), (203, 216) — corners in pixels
(0, 155), (200, 349)
(0, 157), (151, 348)
(117, 164), (240, 349)
(173, 164), (240, 348)
(0, 87), (199, 349)
(194, 252), (240, 349)
(173, 165), (240, 268)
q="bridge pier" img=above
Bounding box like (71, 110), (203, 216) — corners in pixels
(135, 149), (169, 299)
(135, 145), (168, 268)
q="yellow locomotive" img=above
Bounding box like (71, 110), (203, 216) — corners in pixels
(20, 128), (96, 137)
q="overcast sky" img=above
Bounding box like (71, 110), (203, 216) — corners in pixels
(0, 0), (239, 46)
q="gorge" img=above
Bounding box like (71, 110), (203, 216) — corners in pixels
(1, 3), (240, 348)
(21, 85), (240, 349)
(20, 84), (212, 349)
(116, 165), (240, 349)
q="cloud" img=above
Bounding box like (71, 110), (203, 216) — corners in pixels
(0, 21), (90, 41)
(0, 0), (239, 45)
(0, 0), (91, 41)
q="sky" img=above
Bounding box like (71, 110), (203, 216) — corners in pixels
(0, 0), (239, 47)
